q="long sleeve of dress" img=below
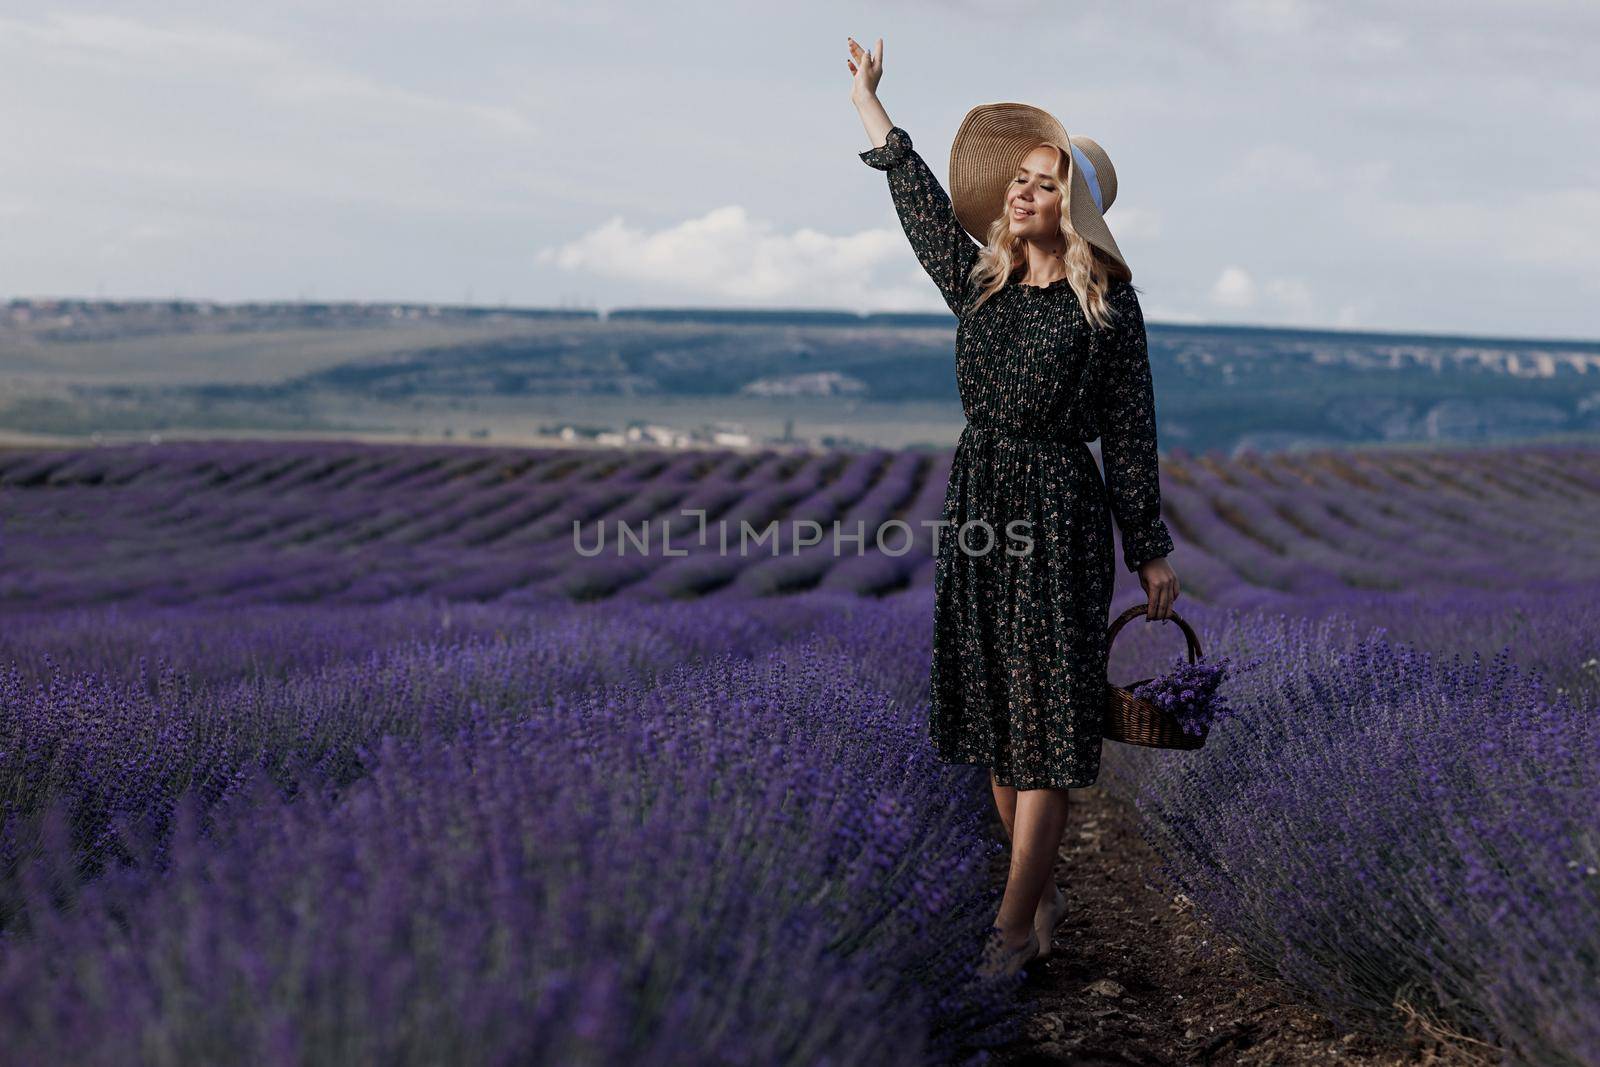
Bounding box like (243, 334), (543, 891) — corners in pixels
(1094, 282), (1176, 571)
(859, 126), (982, 317)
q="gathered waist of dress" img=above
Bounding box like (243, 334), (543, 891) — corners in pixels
(961, 422), (1094, 452)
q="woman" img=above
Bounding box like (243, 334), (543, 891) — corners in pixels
(846, 37), (1181, 979)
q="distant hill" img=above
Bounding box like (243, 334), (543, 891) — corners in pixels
(2, 299), (1597, 454)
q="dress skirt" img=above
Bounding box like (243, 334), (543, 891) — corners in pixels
(930, 423), (1116, 790)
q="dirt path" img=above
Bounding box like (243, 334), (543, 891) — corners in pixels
(984, 784), (1485, 1067)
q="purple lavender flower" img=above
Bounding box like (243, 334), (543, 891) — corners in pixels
(1131, 656), (1247, 737)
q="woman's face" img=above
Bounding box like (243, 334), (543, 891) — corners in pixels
(1006, 144), (1065, 240)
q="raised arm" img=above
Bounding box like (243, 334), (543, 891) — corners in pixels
(848, 38), (981, 317)
(1094, 282), (1176, 572)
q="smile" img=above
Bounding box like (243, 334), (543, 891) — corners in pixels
(1012, 206), (1034, 219)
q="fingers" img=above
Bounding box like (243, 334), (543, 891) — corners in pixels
(1146, 578), (1177, 620)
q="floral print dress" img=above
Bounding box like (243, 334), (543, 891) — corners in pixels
(861, 125), (1174, 790)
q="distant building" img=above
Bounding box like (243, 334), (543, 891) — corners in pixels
(625, 423), (689, 447)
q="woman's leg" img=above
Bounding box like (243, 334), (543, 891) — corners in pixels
(992, 769), (1066, 916)
(993, 787), (1070, 948)
(990, 769), (1017, 838)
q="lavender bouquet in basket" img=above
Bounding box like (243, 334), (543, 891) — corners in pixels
(1131, 656), (1242, 738)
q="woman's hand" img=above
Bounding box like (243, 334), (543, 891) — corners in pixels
(1137, 557), (1179, 620)
(846, 36), (883, 101)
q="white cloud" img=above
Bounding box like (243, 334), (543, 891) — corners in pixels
(1106, 205), (1162, 241)
(1208, 267), (1317, 321)
(541, 201), (1169, 312)
(1210, 267), (1256, 308)
(538, 207), (956, 311)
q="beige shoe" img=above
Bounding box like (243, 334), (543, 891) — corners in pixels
(978, 926), (1040, 979)
(1033, 884), (1068, 961)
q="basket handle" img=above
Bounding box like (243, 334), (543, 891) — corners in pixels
(1106, 602), (1203, 664)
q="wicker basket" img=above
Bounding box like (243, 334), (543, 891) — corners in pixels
(1103, 602), (1208, 750)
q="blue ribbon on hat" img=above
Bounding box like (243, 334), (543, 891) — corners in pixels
(1069, 143), (1103, 213)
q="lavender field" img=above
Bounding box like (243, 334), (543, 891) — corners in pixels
(1, 438), (1597, 1065)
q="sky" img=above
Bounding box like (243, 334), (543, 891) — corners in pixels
(1, 1), (1597, 340)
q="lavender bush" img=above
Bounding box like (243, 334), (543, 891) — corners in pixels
(0, 593), (919, 922)
(1102, 608), (1600, 1066)
(0, 629), (1022, 1066)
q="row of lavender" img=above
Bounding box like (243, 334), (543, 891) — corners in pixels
(0, 441), (948, 607)
(6, 438), (1599, 611)
(0, 593), (1025, 1065)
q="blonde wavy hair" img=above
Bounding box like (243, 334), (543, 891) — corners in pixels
(961, 142), (1132, 330)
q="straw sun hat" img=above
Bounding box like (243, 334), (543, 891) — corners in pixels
(949, 101), (1130, 278)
